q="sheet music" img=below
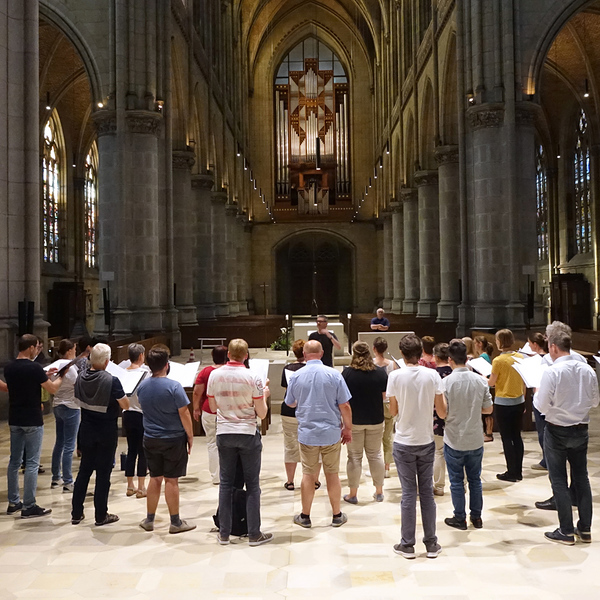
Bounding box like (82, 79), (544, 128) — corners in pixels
(167, 361), (201, 388)
(249, 358), (270, 387)
(44, 359), (71, 372)
(511, 357), (548, 389)
(518, 342), (535, 356)
(391, 356), (406, 369)
(284, 368), (298, 384)
(105, 361), (148, 395)
(594, 355), (600, 365)
(118, 359), (131, 369)
(468, 357), (492, 377)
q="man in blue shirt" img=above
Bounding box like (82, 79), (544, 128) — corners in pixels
(286, 340), (353, 528)
(370, 308), (390, 331)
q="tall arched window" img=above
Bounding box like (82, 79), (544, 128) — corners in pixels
(536, 144), (549, 261)
(84, 143), (98, 268)
(274, 38), (350, 214)
(574, 109), (592, 254)
(42, 112), (63, 263)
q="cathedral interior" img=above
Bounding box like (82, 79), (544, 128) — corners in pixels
(2, 0), (600, 595)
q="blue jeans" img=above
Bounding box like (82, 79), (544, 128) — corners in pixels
(51, 405), (81, 485)
(7, 425), (44, 508)
(444, 444), (484, 520)
(393, 441), (437, 547)
(533, 405), (547, 468)
(544, 422), (592, 535)
(217, 431), (262, 538)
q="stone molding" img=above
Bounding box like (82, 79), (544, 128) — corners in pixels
(434, 145), (459, 166)
(92, 110), (116, 137)
(400, 187), (418, 203)
(515, 102), (541, 128)
(192, 171), (215, 190)
(172, 149), (196, 170)
(389, 200), (403, 213)
(467, 103), (505, 130)
(414, 170), (439, 188)
(126, 110), (163, 136)
(225, 202), (239, 216)
(211, 190), (228, 205)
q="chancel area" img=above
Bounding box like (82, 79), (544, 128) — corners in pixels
(3, 0), (600, 597)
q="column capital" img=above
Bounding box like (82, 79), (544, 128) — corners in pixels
(192, 171), (215, 190)
(225, 202), (239, 216)
(211, 190), (228, 205)
(400, 187), (418, 202)
(125, 110), (163, 136)
(414, 170), (439, 188)
(92, 110), (117, 137)
(434, 144), (459, 165)
(172, 149), (196, 170)
(389, 200), (403, 213)
(515, 101), (542, 129)
(467, 103), (505, 130)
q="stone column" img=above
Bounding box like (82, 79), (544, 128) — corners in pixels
(172, 150), (197, 325)
(211, 191), (229, 316)
(236, 214), (250, 315)
(415, 170), (441, 318)
(390, 201), (405, 313)
(191, 172), (216, 319)
(402, 188), (420, 314)
(244, 221), (254, 313)
(225, 203), (240, 315)
(382, 212), (393, 310)
(0, 2), (47, 362)
(435, 146), (460, 322)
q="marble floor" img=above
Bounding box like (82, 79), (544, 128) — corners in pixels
(1, 405), (600, 600)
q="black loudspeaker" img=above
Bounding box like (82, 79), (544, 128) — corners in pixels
(18, 301), (34, 336)
(103, 288), (111, 327)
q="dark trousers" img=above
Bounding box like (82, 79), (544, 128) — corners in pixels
(545, 422), (592, 535)
(123, 411), (147, 478)
(217, 431), (262, 538)
(533, 405), (547, 468)
(495, 403), (524, 478)
(72, 424), (118, 522)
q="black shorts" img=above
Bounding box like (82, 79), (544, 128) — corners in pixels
(143, 435), (188, 478)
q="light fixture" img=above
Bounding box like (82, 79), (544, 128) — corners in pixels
(365, 186), (368, 196)
(316, 137), (321, 170)
(386, 140), (390, 155)
(557, 143), (561, 159)
(72, 153), (76, 168)
(584, 79), (590, 98)
(250, 169), (253, 182)
(467, 93), (475, 104)
(369, 177), (372, 188)
(374, 167), (378, 180)
(156, 100), (164, 111)
(244, 159), (248, 171)
(253, 179), (257, 190)
(379, 156), (383, 169)
(45, 92), (51, 111)
(236, 143), (241, 157)
(97, 101), (104, 108)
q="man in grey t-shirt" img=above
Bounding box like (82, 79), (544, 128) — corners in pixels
(435, 340), (493, 531)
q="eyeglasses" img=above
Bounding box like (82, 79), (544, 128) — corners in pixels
(316, 320), (327, 324)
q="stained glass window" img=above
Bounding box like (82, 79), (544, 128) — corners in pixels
(536, 144), (549, 261)
(42, 114), (61, 263)
(84, 143), (98, 268)
(574, 109), (592, 254)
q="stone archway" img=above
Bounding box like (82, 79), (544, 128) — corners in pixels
(275, 232), (354, 315)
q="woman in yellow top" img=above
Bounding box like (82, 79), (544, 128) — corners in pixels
(488, 329), (525, 482)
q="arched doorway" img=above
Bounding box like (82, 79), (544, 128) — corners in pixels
(276, 232), (354, 315)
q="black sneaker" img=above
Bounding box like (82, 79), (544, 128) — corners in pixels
(393, 544), (416, 559)
(575, 528), (592, 543)
(425, 543), (442, 558)
(7, 502), (23, 515)
(21, 505), (52, 519)
(535, 498), (557, 511)
(544, 528), (575, 545)
(72, 513), (85, 525)
(445, 516), (467, 530)
(470, 517), (483, 529)
(496, 472), (521, 482)
(95, 513), (119, 526)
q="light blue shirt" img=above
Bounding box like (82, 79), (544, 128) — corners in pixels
(286, 359), (351, 446)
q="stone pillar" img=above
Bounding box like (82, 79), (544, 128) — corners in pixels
(402, 188), (420, 314)
(415, 170), (441, 318)
(236, 214), (250, 315)
(382, 212), (393, 310)
(172, 150), (197, 325)
(225, 203), (240, 315)
(390, 201), (405, 313)
(243, 221), (254, 313)
(0, 2), (47, 363)
(191, 172), (216, 319)
(435, 146), (460, 322)
(211, 191), (229, 316)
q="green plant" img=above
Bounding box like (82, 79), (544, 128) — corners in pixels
(270, 328), (291, 351)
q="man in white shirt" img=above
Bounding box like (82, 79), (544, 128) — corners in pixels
(536, 323), (599, 545)
(387, 334), (443, 560)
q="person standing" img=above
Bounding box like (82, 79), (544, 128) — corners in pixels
(137, 345), (196, 534)
(5, 334), (67, 517)
(488, 329), (525, 482)
(309, 315), (341, 367)
(387, 334), (443, 559)
(536, 323), (599, 545)
(432, 343), (452, 496)
(286, 340), (352, 528)
(435, 340), (493, 530)
(370, 308), (390, 331)
(207, 339), (272, 546)
(342, 341), (387, 504)
(192, 345), (228, 485)
(50, 339), (80, 493)
(71, 343), (129, 526)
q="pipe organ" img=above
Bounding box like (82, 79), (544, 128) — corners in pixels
(275, 49), (351, 215)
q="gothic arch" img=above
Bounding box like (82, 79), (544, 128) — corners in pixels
(419, 78), (435, 170)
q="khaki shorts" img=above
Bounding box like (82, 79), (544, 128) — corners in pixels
(281, 416), (301, 463)
(300, 441), (341, 475)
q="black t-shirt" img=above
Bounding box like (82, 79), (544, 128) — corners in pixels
(308, 331), (339, 367)
(280, 362), (306, 417)
(4, 359), (48, 427)
(342, 367), (388, 425)
(80, 376), (125, 431)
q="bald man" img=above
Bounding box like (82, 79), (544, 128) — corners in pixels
(285, 340), (353, 528)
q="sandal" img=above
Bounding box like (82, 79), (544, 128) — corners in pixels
(136, 489), (147, 498)
(284, 482), (295, 491)
(126, 487), (137, 497)
(314, 481), (321, 490)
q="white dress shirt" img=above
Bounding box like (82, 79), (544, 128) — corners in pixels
(536, 355), (600, 426)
